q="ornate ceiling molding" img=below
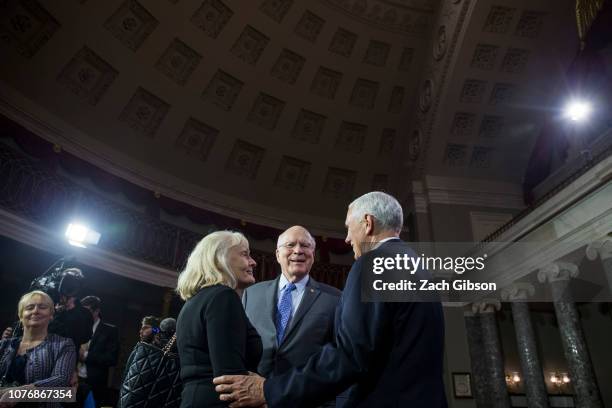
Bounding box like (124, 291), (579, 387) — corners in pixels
(319, 0), (439, 36)
(409, 176), (524, 212)
(0, 83), (348, 237)
(408, 0), (473, 172)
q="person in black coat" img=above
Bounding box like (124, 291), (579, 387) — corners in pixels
(50, 295), (93, 351)
(214, 192), (448, 408)
(79, 295), (119, 407)
(176, 231), (262, 408)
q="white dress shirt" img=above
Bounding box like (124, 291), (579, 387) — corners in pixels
(277, 273), (310, 325)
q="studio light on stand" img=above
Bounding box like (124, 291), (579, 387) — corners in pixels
(65, 223), (101, 248)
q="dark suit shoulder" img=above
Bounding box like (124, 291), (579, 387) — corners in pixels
(313, 280), (341, 297)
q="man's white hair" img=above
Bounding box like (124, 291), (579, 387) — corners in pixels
(348, 191), (403, 233)
(276, 226), (316, 249)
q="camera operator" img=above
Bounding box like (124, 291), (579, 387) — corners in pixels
(52, 295), (94, 351)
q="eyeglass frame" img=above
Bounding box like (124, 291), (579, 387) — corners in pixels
(277, 241), (315, 251)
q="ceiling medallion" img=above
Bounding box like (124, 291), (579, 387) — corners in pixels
(419, 79), (434, 113)
(432, 25), (447, 61)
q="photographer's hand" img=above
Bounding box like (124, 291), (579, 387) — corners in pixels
(1, 327), (12, 340)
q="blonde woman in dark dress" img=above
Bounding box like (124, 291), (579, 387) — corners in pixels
(176, 231), (262, 408)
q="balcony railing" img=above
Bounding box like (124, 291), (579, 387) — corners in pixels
(0, 141), (350, 288)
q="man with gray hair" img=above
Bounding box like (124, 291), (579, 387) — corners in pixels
(343, 191), (404, 259)
(242, 225), (341, 406)
(214, 192), (447, 407)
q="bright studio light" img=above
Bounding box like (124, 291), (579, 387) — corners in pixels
(564, 100), (592, 122)
(65, 223), (101, 248)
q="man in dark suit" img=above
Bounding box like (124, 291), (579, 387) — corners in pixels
(214, 191), (447, 407)
(79, 295), (120, 407)
(243, 226), (341, 405)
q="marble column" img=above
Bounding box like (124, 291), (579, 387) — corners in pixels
(501, 283), (549, 408)
(464, 309), (489, 408)
(586, 239), (612, 295)
(538, 262), (604, 408)
(472, 299), (511, 408)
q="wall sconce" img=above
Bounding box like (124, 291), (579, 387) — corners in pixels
(505, 372), (521, 390)
(549, 372), (571, 393)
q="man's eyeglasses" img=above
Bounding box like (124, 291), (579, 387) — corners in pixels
(278, 241), (314, 251)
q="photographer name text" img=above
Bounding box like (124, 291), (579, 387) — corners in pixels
(373, 279), (496, 291)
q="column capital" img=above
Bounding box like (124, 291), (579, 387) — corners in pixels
(537, 261), (578, 284)
(586, 239), (612, 261)
(501, 283), (535, 301)
(471, 298), (501, 314)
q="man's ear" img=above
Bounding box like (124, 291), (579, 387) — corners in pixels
(275, 248), (282, 264)
(364, 214), (375, 236)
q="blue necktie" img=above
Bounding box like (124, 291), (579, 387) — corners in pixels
(276, 282), (296, 345)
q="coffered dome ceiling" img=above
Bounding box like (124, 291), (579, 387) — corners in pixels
(0, 0), (577, 235)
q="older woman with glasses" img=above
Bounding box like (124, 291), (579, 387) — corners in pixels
(0, 290), (76, 406)
(176, 231), (262, 408)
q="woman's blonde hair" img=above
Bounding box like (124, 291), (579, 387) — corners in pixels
(17, 290), (54, 319)
(176, 231), (249, 300)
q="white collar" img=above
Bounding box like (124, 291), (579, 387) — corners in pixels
(92, 319), (100, 334)
(278, 273), (309, 292)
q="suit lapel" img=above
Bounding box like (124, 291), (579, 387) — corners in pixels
(266, 277), (280, 330)
(282, 278), (321, 344)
